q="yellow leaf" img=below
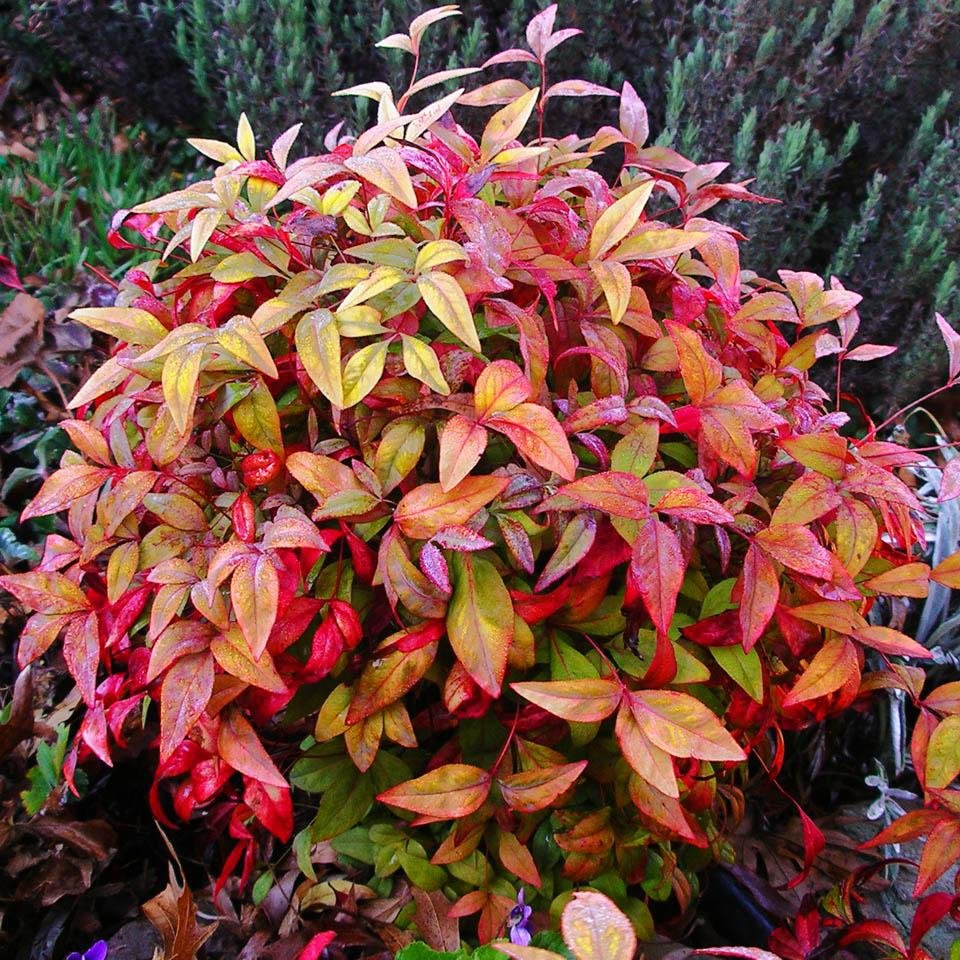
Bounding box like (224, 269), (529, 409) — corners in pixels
(69, 307), (168, 347)
(233, 379), (283, 454)
(321, 180), (362, 215)
(608, 228), (709, 263)
(107, 541), (139, 603)
(236, 112), (255, 161)
(217, 316), (278, 378)
(415, 240), (468, 274)
(589, 260), (632, 325)
(342, 340), (389, 407)
(447, 553), (514, 697)
(162, 343), (205, 433)
(588, 179), (654, 260)
(295, 309), (343, 407)
(340, 265), (406, 310)
(187, 138), (243, 164)
(401, 335), (450, 394)
(344, 146), (418, 208)
(211, 251), (277, 283)
(480, 87), (538, 161)
(417, 272), (481, 352)
(68, 356), (129, 408)
(374, 418), (426, 494)
(189, 208), (222, 262)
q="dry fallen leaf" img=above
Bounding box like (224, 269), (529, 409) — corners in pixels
(0, 292), (44, 386)
(411, 887), (460, 952)
(142, 864), (216, 960)
(0, 667), (34, 761)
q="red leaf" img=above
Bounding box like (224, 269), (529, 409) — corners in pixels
(0, 254), (25, 291)
(837, 919), (905, 954)
(939, 458), (960, 502)
(628, 517), (684, 635)
(298, 932), (336, 960)
(936, 312), (960, 381)
(540, 471), (649, 519)
(63, 612), (100, 707)
(909, 892), (957, 955)
(737, 543), (779, 652)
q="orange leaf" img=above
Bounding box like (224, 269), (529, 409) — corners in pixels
(628, 690), (746, 761)
(780, 433), (848, 480)
(498, 829), (541, 887)
(438, 415), (488, 492)
(488, 404), (576, 480)
(210, 627), (288, 692)
(395, 475), (509, 540)
(615, 703), (678, 796)
(496, 761), (587, 812)
(159, 651), (214, 761)
(666, 321), (721, 404)
(755, 524), (834, 579)
(447, 552), (513, 696)
(782, 636), (860, 707)
(230, 553), (279, 659)
(931, 552), (960, 589)
(377, 763), (492, 818)
(217, 707), (287, 788)
(914, 817), (960, 895)
(922, 681), (960, 715)
(864, 562), (930, 599)
(628, 773), (702, 845)
(510, 677), (621, 722)
(629, 516), (684, 635)
(853, 626), (932, 659)
(347, 630), (440, 723)
(474, 359), (531, 418)
(0, 570), (90, 615)
(789, 601), (867, 635)
(21, 465), (110, 520)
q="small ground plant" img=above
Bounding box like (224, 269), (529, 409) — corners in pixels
(2, 6), (959, 956)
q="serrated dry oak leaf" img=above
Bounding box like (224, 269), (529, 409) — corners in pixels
(142, 864), (216, 960)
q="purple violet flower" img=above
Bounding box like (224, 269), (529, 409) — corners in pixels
(507, 888), (533, 945)
(66, 941), (107, 960)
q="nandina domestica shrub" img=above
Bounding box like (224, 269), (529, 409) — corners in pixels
(3, 5), (960, 953)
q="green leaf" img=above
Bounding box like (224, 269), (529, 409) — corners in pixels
(311, 761), (376, 841)
(711, 645), (764, 702)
